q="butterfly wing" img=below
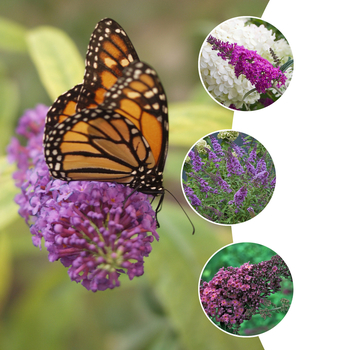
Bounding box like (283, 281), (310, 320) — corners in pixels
(44, 19), (139, 135)
(44, 84), (82, 133)
(44, 61), (168, 195)
(101, 60), (169, 178)
(45, 110), (156, 184)
(77, 18), (140, 111)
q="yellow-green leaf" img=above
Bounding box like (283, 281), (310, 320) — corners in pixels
(0, 16), (27, 52)
(0, 78), (19, 155)
(0, 232), (12, 314)
(0, 157), (19, 230)
(170, 102), (234, 147)
(26, 26), (84, 101)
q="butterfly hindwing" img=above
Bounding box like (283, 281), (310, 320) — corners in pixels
(77, 18), (140, 111)
(45, 109), (158, 186)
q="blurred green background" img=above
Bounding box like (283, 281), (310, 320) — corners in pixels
(0, 0), (269, 349)
(201, 243), (293, 336)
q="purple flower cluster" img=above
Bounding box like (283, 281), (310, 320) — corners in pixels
(189, 173), (218, 197)
(226, 152), (244, 176)
(206, 148), (221, 169)
(7, 105), (159, 292)
(208, 171), (232, 194)
(200, 255), (291, 334)
(247, 146), (257, 163)
(188, 150), (204, 172)
(207, 35), (287, 94)
(183, 183), (202, 207)
(233, 186), (248, 208)
(183, 133), (276, 224)
(210, 135), (225, 157)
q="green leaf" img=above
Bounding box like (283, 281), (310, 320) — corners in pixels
(0, 16), (27, 52)
(0, 157), (19, 230)
(0, 232), (12, 314)
(0, 78), (19, 155)
(26, 26), (84, 101)
(170, 102), (233, 147)
(280, 58), (293, 72)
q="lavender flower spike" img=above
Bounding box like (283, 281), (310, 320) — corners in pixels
(233, 186), (248, 207)
(188, 149), (204, 172)
(7, 105), (159, 292)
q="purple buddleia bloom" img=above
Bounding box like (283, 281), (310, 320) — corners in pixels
(256, 158), (267, 173)
(207, 35), (287, 94)
(253, 171), (269, 187)
(247, 146), (257, 163)
(7, 105), (159, 292)
(209, 171), (232, 193)
(226, 151), (244, 176)
(231, 142), (245, 158)
(210, 135), (225, 157)
(200, 254), (292, 334)
(206, 148), (221, 169)
(183, 184), (202, 207)
(234, 186), (248, 207)
(247, 207), (256, 218)
(260, 98), (274, 107)
(204, 206), (223, 219)
(245, 161), (256, 177)
(190, 174), (217, 197)
(270, 177), (276, 189)
(188, 150), (204, 172)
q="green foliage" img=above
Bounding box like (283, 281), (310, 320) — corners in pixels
(26, 26), (84, 101)
(0, 157), (19, 229)
(170, 102), (233, 147)
(0, 17), (27, 52)
(0, 79), (19, 155)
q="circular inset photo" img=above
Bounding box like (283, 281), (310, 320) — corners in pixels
(181, 130), (276, 225)
(199, 242), (293, 336)
(199, 17), (294, 111)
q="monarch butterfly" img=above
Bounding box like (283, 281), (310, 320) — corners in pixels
(43, 18), (168, 199)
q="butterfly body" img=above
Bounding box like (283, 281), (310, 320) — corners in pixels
(43, 19), (168, 196)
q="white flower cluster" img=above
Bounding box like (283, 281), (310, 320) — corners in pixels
(195, 139), (211, 154)
(199, 18), (293, 109)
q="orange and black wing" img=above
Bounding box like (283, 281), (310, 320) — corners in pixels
(44, 84), (82, 133)
(44, 61), (168, 195)
(77, 18), (139, 111)
(44, 110), (156, 187)
(101, 61), (168, 176)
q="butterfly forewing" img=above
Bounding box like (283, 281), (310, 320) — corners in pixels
(44, 84), (82, 132)
(43, 18), (168, 196)
(102, 61), (168, 171)
(77, 18), (140, 111)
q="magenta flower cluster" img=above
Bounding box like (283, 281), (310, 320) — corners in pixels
(207, 35), (287, 94)
(7, 105), (159, 292)
(200, 255), (291, 334)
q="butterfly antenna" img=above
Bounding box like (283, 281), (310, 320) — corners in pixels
(164, 189), (195, 235)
